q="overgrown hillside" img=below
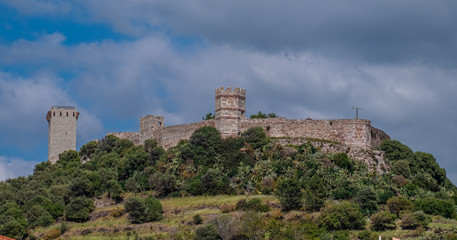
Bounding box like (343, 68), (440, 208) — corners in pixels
(1, 126), (457, 239)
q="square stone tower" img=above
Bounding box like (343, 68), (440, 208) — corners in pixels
(215, 87), (246, 137)
(46, 106), (79, 163)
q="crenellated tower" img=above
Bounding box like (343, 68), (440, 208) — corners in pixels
(215, 87), (246, 137)
(46, 106), (79, 163)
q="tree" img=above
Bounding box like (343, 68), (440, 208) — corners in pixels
(370, 211), (396, 231)
(318, 201), (365, 230)
(201, 169), (225, 195)
(106, 179), (123, 203)
(275, 178), (303, 212)
(241, 127), (269, 149)
(144, 139), (165, 166)
(392, 160), (410, 178)
(124, 196), (162, 224)
(355, 187), (378, 215)
(386, 196), (412, 218)
(65, 197), (95, 222)
(379, 140), (414, 163)
(26, 205), (54, 228)
(202, 113), (215, 120)
(401, 211), (431, 229)
(304, 175), (326, 211)
(250, 111), (268, 119)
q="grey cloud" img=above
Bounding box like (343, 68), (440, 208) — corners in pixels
(66, 0), (457, 65)
(1, 30), (457, 184)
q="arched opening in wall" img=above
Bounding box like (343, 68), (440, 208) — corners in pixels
(53, 112), (55, 116)
(66, 112), (68, 117)
(330, 121), (333, 126)
(73, 112), (75, 117)
(158, 122), (162, 126)
(60, 112), (62, 116)
(266, 126), (271, 131)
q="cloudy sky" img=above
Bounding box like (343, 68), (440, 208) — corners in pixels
(1, 0), (457, 183)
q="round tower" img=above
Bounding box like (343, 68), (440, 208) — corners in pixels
(215, 87), (246, 137)
(46, 106), (79, 163)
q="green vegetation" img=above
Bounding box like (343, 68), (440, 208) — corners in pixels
(0, 126), (457, 239)
(250, 111), (277, 119)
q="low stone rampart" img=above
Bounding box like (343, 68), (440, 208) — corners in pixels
(109, 132), (140, 145)
(239, 118), (373, 148)
(153, 120), (216, 149)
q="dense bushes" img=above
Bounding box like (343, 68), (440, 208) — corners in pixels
(414, 198), (457, 219)
(2, 129), (457, 239)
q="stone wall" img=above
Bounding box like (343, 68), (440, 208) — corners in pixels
(110, 132), (140, 145)
(153, 120), (215, 149)
(239, 118), (375, 148)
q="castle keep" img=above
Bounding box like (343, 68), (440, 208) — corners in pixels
(111, 87), (390, 150)
(47, 106), (79, 163)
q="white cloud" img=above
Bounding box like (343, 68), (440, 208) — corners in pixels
(0, 156), (38, 181)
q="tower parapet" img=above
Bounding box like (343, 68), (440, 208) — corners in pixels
(215, 87), (246, 137)
(47, 106), (79, 163)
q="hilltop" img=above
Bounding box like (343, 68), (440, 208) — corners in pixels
(1, 126), (457, 239)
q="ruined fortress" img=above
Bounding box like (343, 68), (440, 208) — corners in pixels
(111, 87), (390, 151)
(47, 87), (390, 167)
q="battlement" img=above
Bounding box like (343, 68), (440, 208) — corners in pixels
(51, 106), (76, 109)
(215, 87), (246, 96)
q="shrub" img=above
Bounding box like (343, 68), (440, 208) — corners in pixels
(333, 231), (350, 240)
(236, 198), (269, 212)
(333, 153), (354, 172)
(195, 223), (222, 240)
(386, 196), (412, 217)
(42, 228), (61, 240)
(370, 211), (396, 231)
(193, 214), (203, 225)
(219, 203), (236, 213)
(149, 172), (177, 197)
(401, 211), (431, 229)
(318, 201), (365, 230)
(110, 208), (123, 218)
(414, 198), (457, 219)
(358, 230), (373, 240)
(275, 178), (303, 212)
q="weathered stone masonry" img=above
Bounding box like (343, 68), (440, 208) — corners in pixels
(111, 87), (390, 150)
(47, 106), (79, 163)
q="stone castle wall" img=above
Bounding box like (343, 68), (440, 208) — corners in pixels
(109, 87), (390, 150)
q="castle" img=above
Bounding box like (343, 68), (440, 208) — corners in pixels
(47, 87), (390, 164)
(110, 87), (390, 150)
